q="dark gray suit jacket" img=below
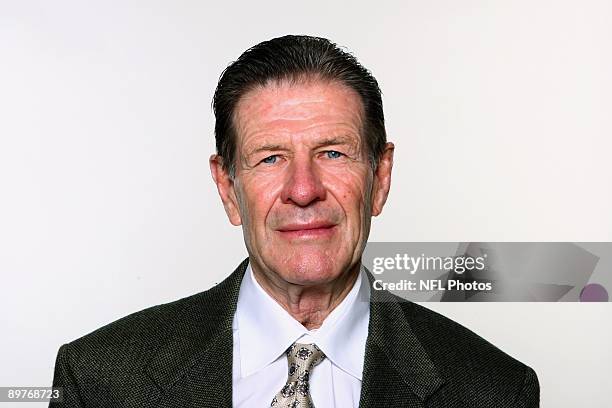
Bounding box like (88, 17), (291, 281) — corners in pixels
(50, 258), (539, 407)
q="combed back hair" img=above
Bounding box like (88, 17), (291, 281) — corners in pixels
(212, 34), (386, 177)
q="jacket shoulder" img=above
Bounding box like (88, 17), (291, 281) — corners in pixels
(398, 300), (539, 406)
(61, 290), (205, 376)
(60, 261), (245, 380)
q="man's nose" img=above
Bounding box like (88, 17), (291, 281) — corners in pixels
(280, 157), (326, 207)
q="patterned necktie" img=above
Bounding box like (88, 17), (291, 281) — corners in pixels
(270, 342), (326, 408)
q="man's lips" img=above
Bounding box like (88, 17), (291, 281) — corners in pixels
(277, 221), (336, 232)
(276, 221), (337, 238)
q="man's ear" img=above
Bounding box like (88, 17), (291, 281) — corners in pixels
(371, 142), (394, 216)
(209, 154), (242, 226)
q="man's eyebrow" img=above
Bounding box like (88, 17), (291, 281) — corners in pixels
(246, 143), (289, 157)
(313, 136), (356, 148)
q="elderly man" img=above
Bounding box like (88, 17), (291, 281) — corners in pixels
(50, 35), (539, 407)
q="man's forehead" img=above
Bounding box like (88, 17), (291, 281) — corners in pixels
(233, 79), (365, 145)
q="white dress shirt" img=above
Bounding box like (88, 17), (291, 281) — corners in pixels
(232, 263), (371, 408)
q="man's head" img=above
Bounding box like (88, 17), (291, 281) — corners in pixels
(210, 35), (394, 288)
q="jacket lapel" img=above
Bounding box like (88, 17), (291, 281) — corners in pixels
(359, 272), (446, 408)
(145, 258), (249, 408)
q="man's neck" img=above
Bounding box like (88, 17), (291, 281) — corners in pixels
(250, 263), (361, 330)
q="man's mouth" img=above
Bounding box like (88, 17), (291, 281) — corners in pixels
(276, 221), (337, 239)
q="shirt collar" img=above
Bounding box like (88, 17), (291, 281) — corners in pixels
(233, 262), (370, 381)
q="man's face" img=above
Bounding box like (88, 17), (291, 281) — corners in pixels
(211, 79), (393, 286)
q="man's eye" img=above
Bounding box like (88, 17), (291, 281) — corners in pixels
(261, 155), (278, 164)
(326, 150), (343, 159)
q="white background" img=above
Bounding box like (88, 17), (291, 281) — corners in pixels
(1, 1), (611, 407)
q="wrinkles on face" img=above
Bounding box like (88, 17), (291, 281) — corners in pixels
(231, 80), (376, 324)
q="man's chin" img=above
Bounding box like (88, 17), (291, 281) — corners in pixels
(272, 256), (344, 286)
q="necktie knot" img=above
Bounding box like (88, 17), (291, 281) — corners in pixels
(287, 343), (325, 369)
